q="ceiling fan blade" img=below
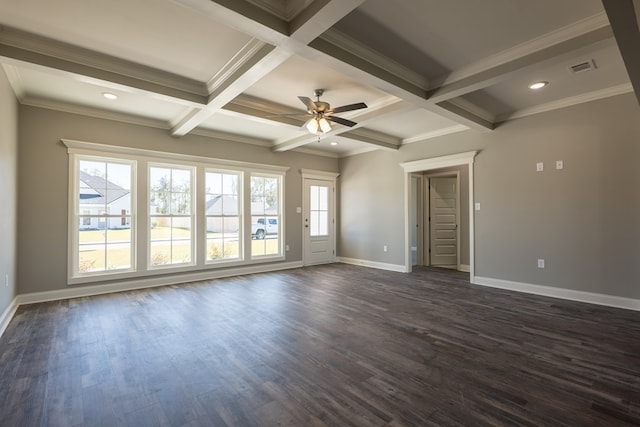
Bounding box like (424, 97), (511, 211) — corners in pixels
(330, 102), (367, 114)
(327, 116), (357, 127)
(298, 96), (318, 112)
(265, 113), (311, 118)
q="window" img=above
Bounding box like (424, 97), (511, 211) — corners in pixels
(65, 140), (289, 284)
(205, 170), (241, 262)
(74, 157), (134, 275)
(251, 174), (282, 257)
(149, 165), (194, 267)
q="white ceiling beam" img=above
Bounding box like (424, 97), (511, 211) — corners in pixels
(305, 36), (494, 131)
(170, 45), (291, 136)
(306, 14), (614, 132)
(169, 0), (365, 137)
(289, 0), (367, 45)
(602, 0), (640, 107)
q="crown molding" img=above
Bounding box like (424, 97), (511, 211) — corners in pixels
(21, 96), (170, 129)
(433, 12), (612, 88)
(338, 145), (379, 158)
(1, 63), (25, 102)
(446, 97), (496, 123)
(402, 124), (469, 145)
(320, 28), (429, 90)
(292, 146), (341, 158)
(497, 83), (633, 122)
(190, 127), (273, 147)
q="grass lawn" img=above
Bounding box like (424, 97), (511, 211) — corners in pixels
(79, 227), (280, 271)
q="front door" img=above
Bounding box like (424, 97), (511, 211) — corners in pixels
(303, 179), (335, 265)
(429, 177), (458, 267)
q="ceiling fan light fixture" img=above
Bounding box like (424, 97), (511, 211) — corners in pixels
(330, 141), (338, 146)
(305, 118), (319, 134)
(318, 117), (331, 133)
(102, 92), (118, 100)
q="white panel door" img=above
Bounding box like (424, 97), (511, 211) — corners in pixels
(429, 177), (458, 267)
(303, 179), (335, 265)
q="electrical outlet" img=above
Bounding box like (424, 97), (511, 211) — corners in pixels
(285, 244), (290, 251)
(475, 202), (481, 211)
(383, 245), (388, 252)
(537, 259), (545, 269)
(536, 162), (544, 172)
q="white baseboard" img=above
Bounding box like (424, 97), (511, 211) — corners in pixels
(16, 261), (303, 306)
(337, 257), (408, 273)
(458, 264), (470, 272)
(473, 276), (640, 312)
(0, 298), (18, 338)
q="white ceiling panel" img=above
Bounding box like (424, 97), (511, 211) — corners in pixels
(244, 55), (390, 111)
(462, 38), (630, 117)
(363, 108), (463, 140)
(199, 110), (301, 142)
(340, 0), (606, 74)
(12, 66), (186, 121)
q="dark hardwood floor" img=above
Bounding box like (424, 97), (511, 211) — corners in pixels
(1, 264), (639, 426)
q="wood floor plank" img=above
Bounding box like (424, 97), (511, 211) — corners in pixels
(1, 264), (639, 426)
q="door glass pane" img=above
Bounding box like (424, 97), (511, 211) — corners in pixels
(309, 185), (329, 237)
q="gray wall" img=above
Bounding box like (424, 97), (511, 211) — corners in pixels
(339, 93), (640, 299)
(0, 67), (18, 314)
(17, 106), (338, 294)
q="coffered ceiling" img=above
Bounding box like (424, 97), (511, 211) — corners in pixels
(0, 0), (638, 157)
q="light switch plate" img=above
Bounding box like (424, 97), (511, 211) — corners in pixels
(536, 162), (544, 172)
(537, 259), (545, 268)
(296, 207), (302, 213)
(556, 160), (563, 170)
(475, 202), (481, 211)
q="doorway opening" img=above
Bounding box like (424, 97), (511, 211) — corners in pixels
(401, 151), (478, 279)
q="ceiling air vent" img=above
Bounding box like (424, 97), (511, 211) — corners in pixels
(569, 59), (596, 74)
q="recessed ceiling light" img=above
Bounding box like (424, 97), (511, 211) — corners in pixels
(102, 92), (118, 100)
(528, 81), (548, 90)
(330, 141), (338, 146)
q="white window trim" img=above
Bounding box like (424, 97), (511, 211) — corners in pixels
(63, 139), (289, 285)
(248, 172), (286, 261)
(147, 163), (196, 270)
(68, 154), (137, 281)
(204, 168), (244, 265)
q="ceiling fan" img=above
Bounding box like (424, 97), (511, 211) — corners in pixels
(284, 89), (368, 135)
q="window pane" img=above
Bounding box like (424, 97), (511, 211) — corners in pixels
(106, 189), (131, 211)
(107, 163), (131, 190)
(150, 167), (170, 191)
(171, 192), (191, 215)
(150, 191), (170, 214)
(172, 169), (191, 193)
(172, 240), (191, 264)
(251, 239), (266, 257)
(318, 211), (329, 236)
(150, 241), (170, 266)
(222, 195), (239, 215)
(319, 186), (328, 210)
(206, 172), (222, 194)
(310, 211), (319, 236)
(222, 174), (237, 195)
(310, 186), (319, 210)
(75, 157), (133, 277)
